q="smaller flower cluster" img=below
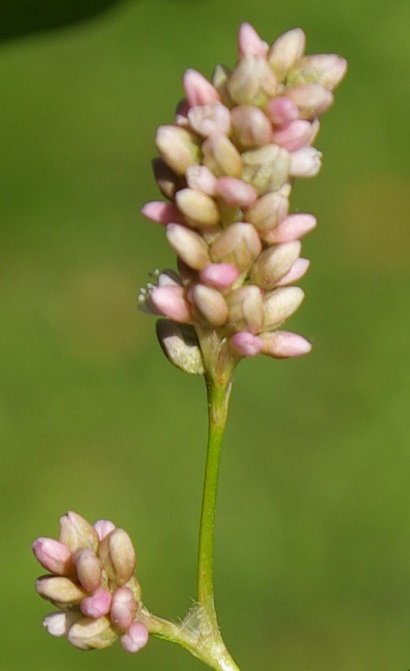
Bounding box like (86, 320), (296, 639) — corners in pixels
(139, 23), (347, 374)
(33, 511), (148, 653)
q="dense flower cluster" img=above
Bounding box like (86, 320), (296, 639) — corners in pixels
(33, 512), (148, 653)
(139, 23), (346, 374)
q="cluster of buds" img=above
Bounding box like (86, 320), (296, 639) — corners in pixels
(139, 23), (347, 375)
(33, 511), (149, 653)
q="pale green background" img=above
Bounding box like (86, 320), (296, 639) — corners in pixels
(1, 0), (410, 669)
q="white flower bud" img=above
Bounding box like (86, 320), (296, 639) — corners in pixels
(97, 528), (136, 586)
(242, 144), (290, 194)
(166, 224), (210, 270)
(226, 286), (264, 333)
(210, 222), (261, 271)
(262, 287), (305, 331)
(267, 28), (306, 80)
(202, 134), (243, 177)
(156, 320), (204, 375)
(190, 284), (228, 327)
(175, 188), (220, 228)
(68, 616), (117, 650)
(251, 242), (302, 289)
(287, 54), (348, 90)
(156, 126), (201, 174)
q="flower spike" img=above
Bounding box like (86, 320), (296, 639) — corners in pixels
(33, 512), (148, 654)
(139, 24), (346, 379)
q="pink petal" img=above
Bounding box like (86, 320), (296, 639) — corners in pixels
(264, 213), (317, 244)
(216, 176), (258, 208)
(81, 589), (112, 618)
(183, 69), (221, 106)
(121, 622), (149, 653)
(93, 520), (116, 541)
(238, 23), (268, 57)
(275, 258), (310, 286)
(260, 331), (312, 358)
(141, 201), (184, 225)
(149, 286), (192, 323)
(199, 263), (240, 289)
(230, 331), (263, 357)
(32, 538), (74, 576)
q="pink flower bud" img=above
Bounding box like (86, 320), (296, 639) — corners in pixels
(266, 96), (299, 125)
(260, 330), (312, 357)
(215, 176), (258, 208)
(262, 286), (305, 331)
(267, 28), (306, 80)
(175, 188), (220, 228)
(166, 224), (210, 270)
(67, 615), (117, 650)
(229, 331), (263, 357)
(230, 105), (272, 148)
(81, 588), (112, 618)
(93, 519), (116, 541)
(36, 576), (87, 606)
(189, 284), (228, 326)
(226, 285), (264, 333)
(188, 103), (231, 137)
(121, 622), (149, 653)
(250, 241), (302, 290)
(264, 213), (316, 243)
(74, 548), (102, 593)
(32, 538), (74, 576)
(186, 165), (218, 195)
(183, 68), (221, 106)
(199, 263), (240, 290)
(97, 528), (136, 586)
(110, 587), (138, 630)
(59, 511), (99, 554)
(210, 222), (262, 271)
(289, 147), (322, 177)
(202, 133), (243, 177)
(149, 285), (192, 323)
(242, 144), (290, 194)
(285, 84), (333, 119)
(141, 201), (184, 225)
(271, 119), (313, 152)
(275, 257), (310, 286)
(156, 126), (201, 174)
(238, 22), (268, 57)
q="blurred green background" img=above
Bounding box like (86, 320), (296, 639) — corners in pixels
(1, 0), (410, 669)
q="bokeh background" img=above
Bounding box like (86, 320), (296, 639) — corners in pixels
(1, 0), (410, 669)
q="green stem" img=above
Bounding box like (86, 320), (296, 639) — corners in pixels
(197, 374), (232, 621)
(140, 358), (241, 670)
